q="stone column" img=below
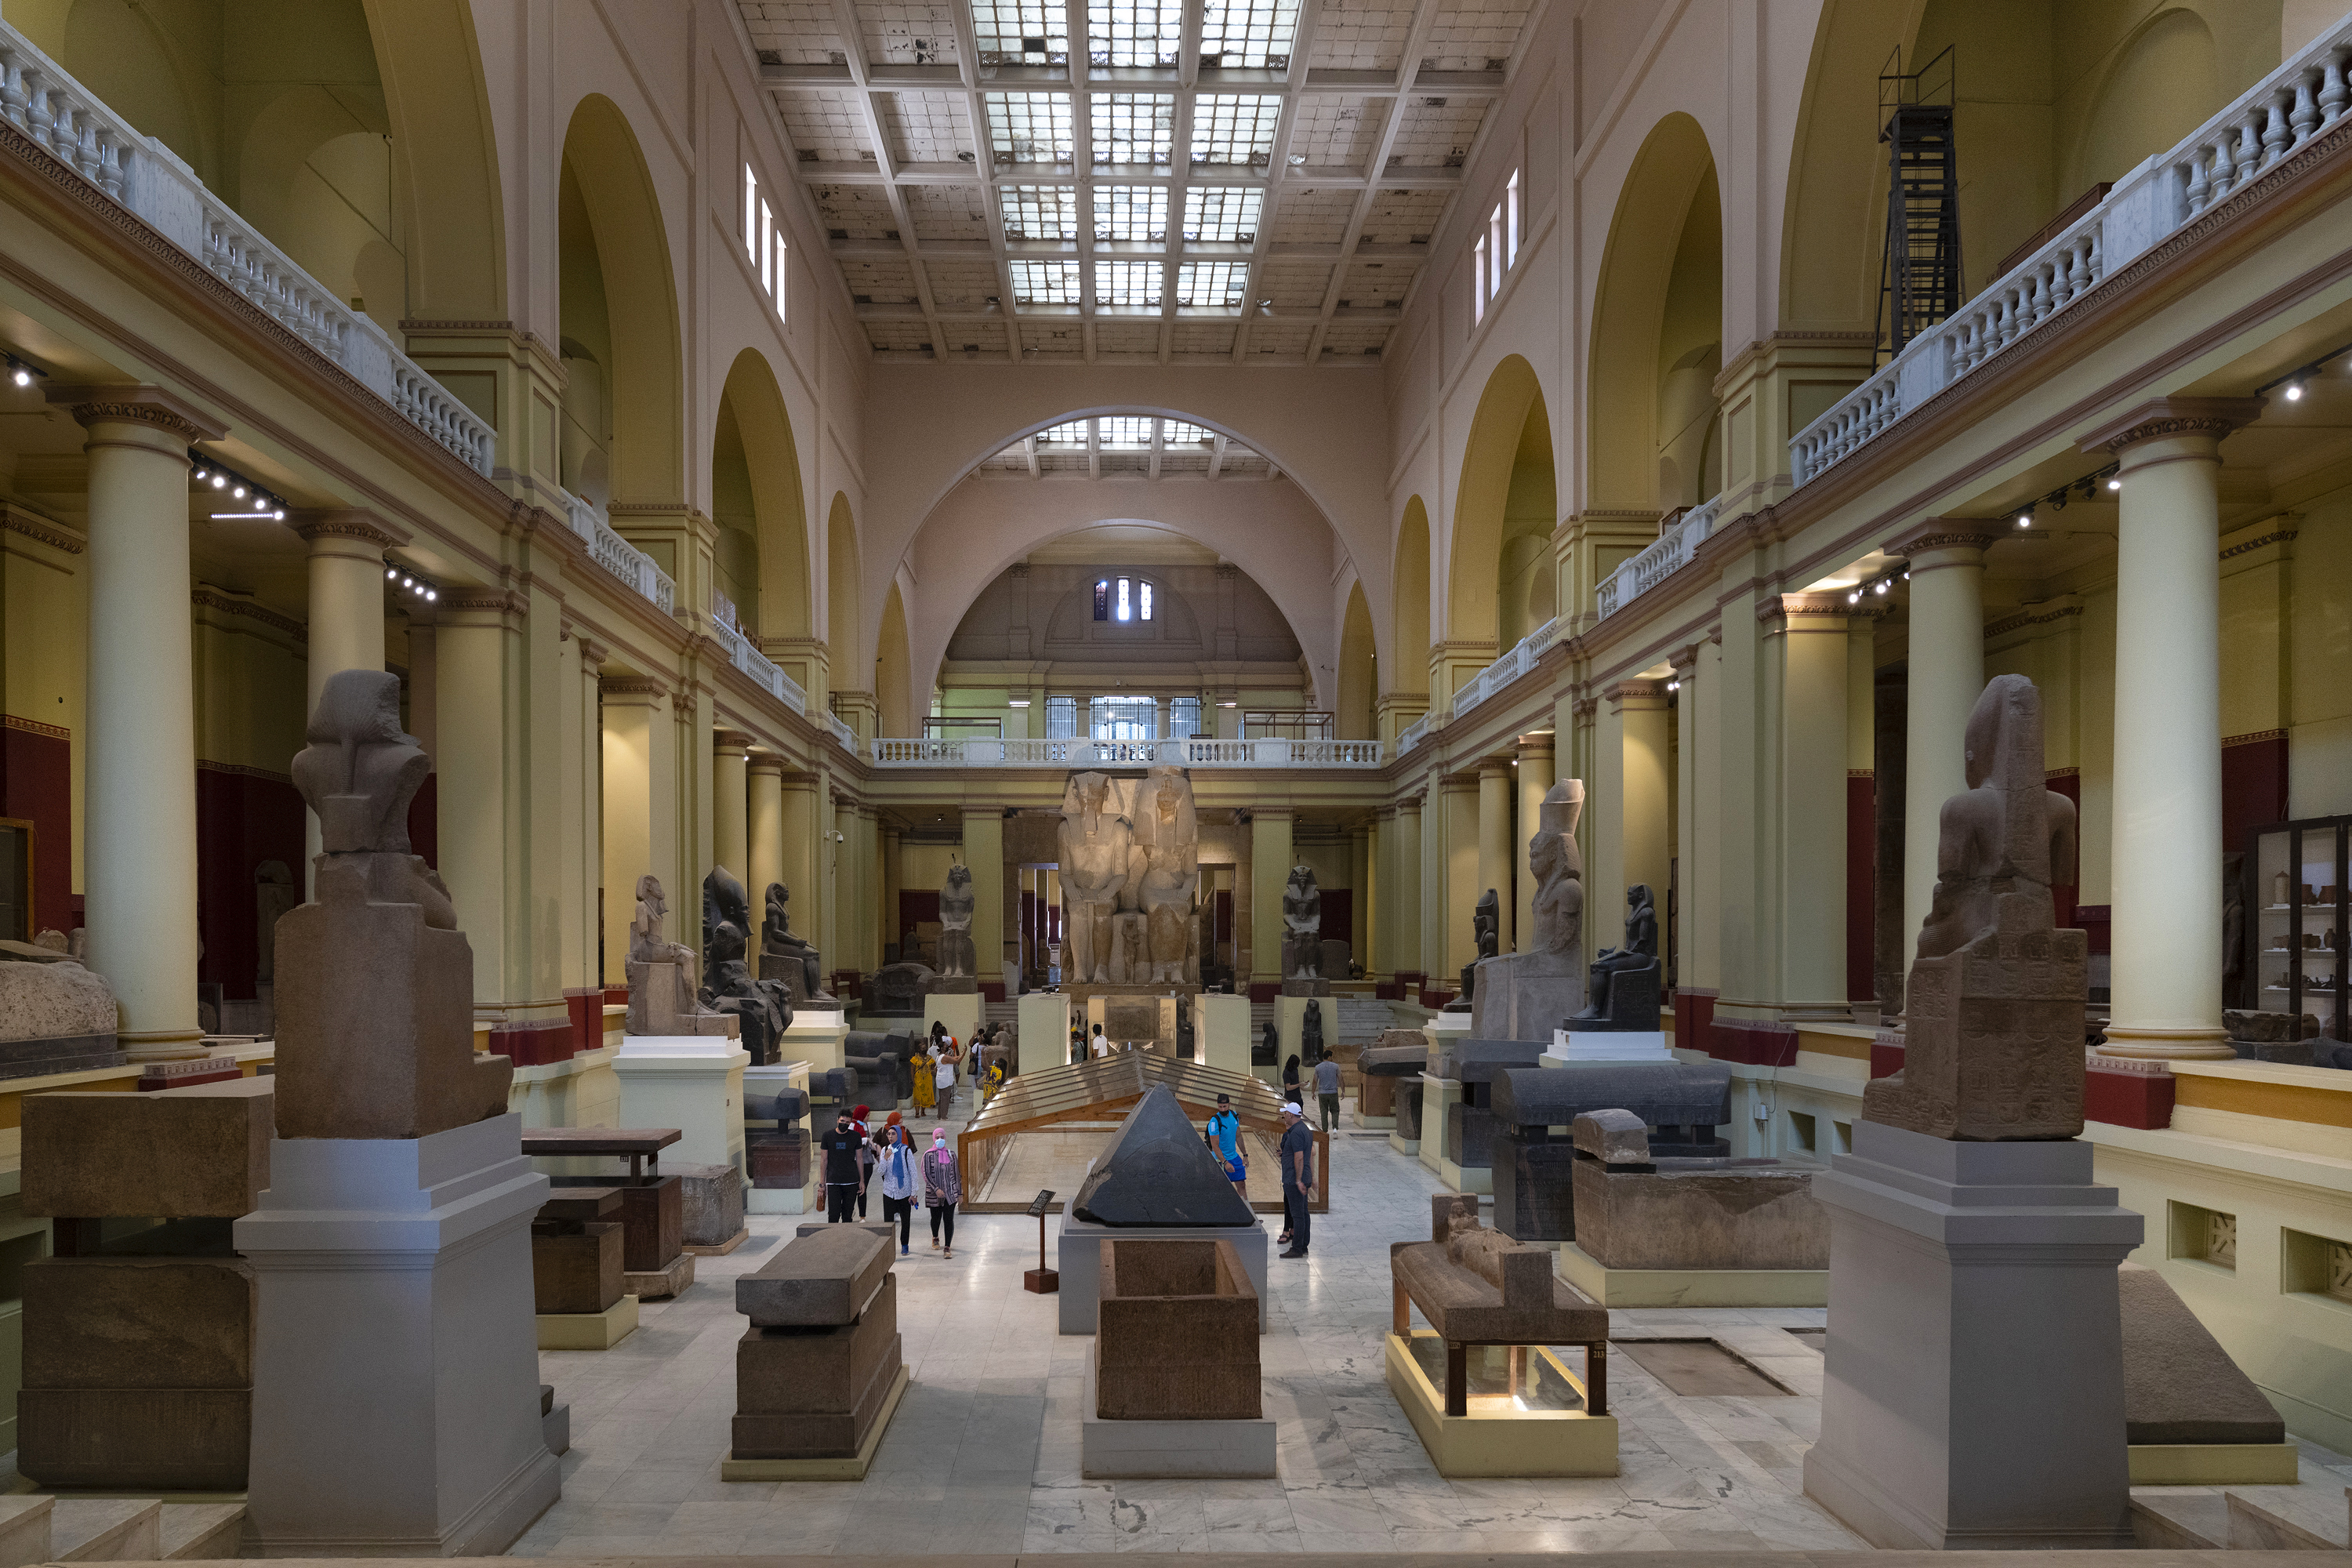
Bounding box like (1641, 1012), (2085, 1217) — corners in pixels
(1885, 521), (1995, 959)
(1477, 760), (1513, 951)
(1671, 645), (1712, 1026)
(712, 730), (751, 883)
(564, 635), (606, 997)
(68, 391), (219, 1057)
(1513, 731), (1555, 950)
(435, 592), (524, 1004)
(961, 805), (1004, 993)
(1392, 793), (1423, 981)
(1249, 807), (1294, 985)
(748, 756), (785, 908)
(856, 805), (883, 974)
(1441, 774), (1480, 978)
(600, 679), (677, 977)
(881, 826), (902, 957)
(833, 796), (858, 975)
(1350, 824), (1370, 972)
(1620, 685), (1672, 909)
(1769, 594), (1852, 1018)
(2084, 398), (2263, 1060)
(296, 513), (392, 706)
(779, 770), (818, 950)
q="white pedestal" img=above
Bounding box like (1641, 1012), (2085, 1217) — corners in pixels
(1196, 993), (1250, 1074)
(924, 993), (982, 1044)
(615, 1036), (751, 1178)
(780, 1011), (850, 1072)
(1273, 994), (1319, 1068)
(1058, 1203), (1268, 1335)
(746, 1180), (818, 1214)
(236, 1113), (560, 1556)
(1802, 1122), (2142, 1550)
(1080, 1350), (1276, 1478)
(1418, 1074), (1461, 1177)
(1425, 1011), (1472, 1050)
(1544, 1029), (1674, 1064)
(1018, 993), (1073, 1075)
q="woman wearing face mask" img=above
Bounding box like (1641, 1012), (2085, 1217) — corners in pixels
(877, 1123), (919, 1257)
(922, 1126), (961, 1258)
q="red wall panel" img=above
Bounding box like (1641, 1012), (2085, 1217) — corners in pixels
(194, 764), (304, 1000)
(1847, 774), (1875, 1003)
(2, 717), (72, 933)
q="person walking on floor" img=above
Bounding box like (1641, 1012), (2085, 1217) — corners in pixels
(923, 1125), (961, 1258)
(877, 1123), (919, 1256)
(910, 1040), (937, 1120)
(818, 1109), (866, 1224)
(934, 1040), (959, 1120)
(1281, 1053), (1302, 1104)
(1277, 1100), (1315, 1258)
(1314, 1053), (1342, 1133)
(1206, 1092), (1247, 1201)
(852, 1104), (877, 1218)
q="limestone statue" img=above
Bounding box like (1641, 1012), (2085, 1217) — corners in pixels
(1567, 885), (1662, 1031)
(1132, 768), (1200, 985)
(274, 669), (512, 1138)
(936, 862), (978, 990)
(1112, 910), (1149, 985)
(760, 881), (833, 1004)
(1472, 782), (1591, 1039)
(254, 860), (297, 985)
(1058, 771), (1133, 984)
(1528, 782), (1584, 956)
(1866, 673), (2085, 1139)
(626, 874), (737, 1039)
(1279, 863), (1326, 995)
(700, 866), (792, 1065)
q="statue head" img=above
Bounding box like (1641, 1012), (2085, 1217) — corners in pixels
(765, 882), (789, 924)
(946, 862), (972, 896)
(636, 873), (666, 913)
(291, 670), (428, 855)
(704, 866), (752, 962)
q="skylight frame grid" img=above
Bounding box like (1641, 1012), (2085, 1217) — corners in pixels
(925, 260), (1003, 309)
(985, 92), (1075, 165)
(1175, 260), (1248, 308)
(1000, 183), (1080, 241)
(1088, 0), (1183, 67)
(1098, 416), (1156, 448)
(1010, 258), (1083, 305)
(1094, 259), (1167, 307)
(903, 184), (992, 241)
(1189, 93), (1283, 165)
(971, 0), (1069, 64)
(1036, 419), (1092, 444)
(1094, 184), (1170, 242)
(1163, 420), (1217, 445)
(1091, 93), (1176, 166)
(858, 2), (960, 67)
(1199, 0), (1302, 67)
(879, 89), (975, 164)
(1183, 186), (1262, 242)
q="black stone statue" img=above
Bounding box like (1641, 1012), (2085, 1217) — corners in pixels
(699, 866), (794, 1063)
(1446, 889), (1499, 1012)
(760, 881), (833, 1004)
(1301, 997), (1325, 1063)
(1254, 1018), (1279, 1066)
(1567, 884), (1662, 1032)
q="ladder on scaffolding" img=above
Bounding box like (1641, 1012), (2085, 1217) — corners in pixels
(1875, 45), (1962, 364)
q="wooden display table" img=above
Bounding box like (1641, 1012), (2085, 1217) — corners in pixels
(521, 1126), (681, 1179)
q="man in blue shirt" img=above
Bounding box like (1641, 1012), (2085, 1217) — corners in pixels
(1206, 1092), (1246, 1200)
(1277, 1102), (1315, 1258)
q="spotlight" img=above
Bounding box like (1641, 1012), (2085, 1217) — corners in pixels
(2107, 475), (2122, 491)
(271, 508), (285, 521)
(211, 474), (227, 489)
(231, 485), (246, 499)
(192, 467), (208, 480)
(1874, 579), (1889, 594)
(425, 589), (437, 601)
(2287, 378), (2307, 401)
(1667, 679), (1681, 691)
(2016, 510), (2031, 528)
(1847, 590), (1860, 605)
(386, 566), (397, 579)
(401, 575), (413, 587)
(9, 366), (27, 389)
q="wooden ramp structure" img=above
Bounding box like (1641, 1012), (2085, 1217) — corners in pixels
(959, 1051), (1329, 1215)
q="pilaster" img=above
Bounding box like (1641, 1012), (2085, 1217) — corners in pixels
(1711, 332), (1880, 519)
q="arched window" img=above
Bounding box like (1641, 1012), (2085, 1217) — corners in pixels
(1091, 575), (1156, 622)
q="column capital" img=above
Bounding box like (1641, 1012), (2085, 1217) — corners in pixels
(437, 588), (525, 631)
(1670, 643), (1703, 681)
(572, 631), (611, 667)
(961, 803), (1007, 822)
(49, 384), (226, 441)
(1477, 757), (1513, 779)
(713, 728), (753, 756)
(1883, 517), (1999, 561)
(1515, 729), (1555, 757)
(1438, 771), (1479, 794)
(1607, 681), (1668, 713)
(290, 510), (404, 550)
(747, 753), (788, 776)
(1759, 592), (1849, 631)
(2078, 396), (2265, 457)
(1393, 790), (1424, 813)
(1570, 695), (1599, 720)
(599, 675), (668, 701)
(1247, 804), (1295, 822)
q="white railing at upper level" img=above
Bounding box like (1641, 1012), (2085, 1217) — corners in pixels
(561, 491), (677, 616)
(1395, 711), (1435, 755)
(0, 23), (496, 476)
(712, 615), (807, 713)
(1791, 15), (2352, 485)
(824, 710), (858, 751)
(869, 736), (1383, 768)
(1451, 616), (1563, 720)
(1597, 495), (1722, 619)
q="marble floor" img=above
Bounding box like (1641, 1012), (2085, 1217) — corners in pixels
(514, 1098), (2352, 1557)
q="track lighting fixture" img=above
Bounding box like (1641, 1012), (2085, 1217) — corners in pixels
(5, 354), (42, 389)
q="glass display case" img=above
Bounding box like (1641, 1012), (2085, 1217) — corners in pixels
(2245, 815), (2352, 1036)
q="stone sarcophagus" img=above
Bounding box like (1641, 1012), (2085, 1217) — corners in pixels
(1567, 1110), (1827, 1270)
(1486, 1063), (1731, 1243)
(730, 1225), (907, 1468)
(1096, 1238), (1261, 1421)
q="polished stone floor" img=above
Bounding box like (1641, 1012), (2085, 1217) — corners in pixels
(514, 1100), (2352, 1557)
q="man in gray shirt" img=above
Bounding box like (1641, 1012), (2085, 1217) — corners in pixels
(1313, 1054), (1342, 1132)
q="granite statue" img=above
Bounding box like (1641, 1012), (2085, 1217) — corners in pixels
(700, 867), (793, 1065)
(272, 669), (513, 1138)
(1865, 673), (2085, 1139)
(1058, 771), (1133, 985)
(935, 862), (978, 993)
(1132, 768), (1200, 985)
(1445, 890), (1499, 1012)
(1280, 864), (1323, 992)
(253, 860), (297, 985)
(1301, 998), (1324, 1063)
(1568, 885), (1661, 1031)
(1255, 1018), (1279, 1067)
(626, 875), (738, 1038)
(760, 881), (833, 1005)
(1471, 782), (1588, 1040)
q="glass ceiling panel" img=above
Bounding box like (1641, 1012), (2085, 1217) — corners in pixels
(1094, 184), (1169, 241)
(1010, 259), (1082, 303)
(1091, 93), (1176, 165)
(1176, 260), (1249, 307)
(1095, 259), (1167, 307)
(985, 93), (1075, 164)
(971, 0), (1069, 62)
(1200, 0), (1302, 67)
(1191, 93), (1283, 165)
(1088, 0), (1182, 67)
(1185, 185), (1263, 241)
(1001, 183), (1080, 240)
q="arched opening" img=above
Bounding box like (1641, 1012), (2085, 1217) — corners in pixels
(1588, 114), (1719, 514)
(1392, 496), (1432, 724)
(714, 350), (814, 680)
(557, 96), (684, 506)
(1446, 356), (1552, 697)
(1338, 582), (1376, 740)
(826, 492), (861, 712)
(876, 582), (913, 737)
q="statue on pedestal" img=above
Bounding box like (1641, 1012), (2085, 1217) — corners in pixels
(1058, 771), (1133, 984)
(760, 882), (833, 1005)
(700, 867), (793, 1065)
(1445, 890), (1498, 1012)
(1472, 782), (1590, 1040)
(1133, 768), (1200, 985)
(1301, 997), (1324, 1063)
(1566, 885), (1661, 1031)
(935, 862), (978, 993)
(627, 875), (738, 1039)
(1280, 864), (1325, 995)
(254, 860), (297, 985)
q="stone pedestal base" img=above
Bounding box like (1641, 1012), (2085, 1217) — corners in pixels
(1418, 1075), (1461, 1179)
(924, 993), (982, 1044)
(1802, 1122), (2141, 1550)
(235, 1114), (559, 1556)
(1545, 1030), (1673, 1063)
(1058, 1208), (1267, 1336)
(1470, 950), (1583, 1042)
(614, 1038), (750, 1178)
(536, 1294), (641, 1350)
(1018, 993), (1073, 1074)
(624, 1252), (696, 1301)
(1555, 1241), (1828, 1308)
(780, 1012), (850, 1072)
(1080, 1349), (1275, 1479)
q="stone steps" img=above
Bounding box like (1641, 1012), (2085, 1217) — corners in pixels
(0, 1497), (247, 1564)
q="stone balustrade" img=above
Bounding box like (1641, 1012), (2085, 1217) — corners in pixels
(712, 616), (806, 714)
(868, 736), (1382, 768)
(1597, 496), (1720, 620)
(1452, 617), (1563, 719)
(561, 492), (677, 616)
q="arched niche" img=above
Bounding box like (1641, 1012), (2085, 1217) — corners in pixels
(1588, 114), (1719, 514)
(877, 582), (913, 736)
(1338, 581), (1376, 741)
(558, 95), (684, 505)
(826, 492), (861, 706)
(1446, 355), (1554, 680)
(1392, 496), (1431, 711)
(714, 349), (813, 657)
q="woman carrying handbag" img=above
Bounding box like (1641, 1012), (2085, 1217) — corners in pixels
(922, 1126), (961, 1258)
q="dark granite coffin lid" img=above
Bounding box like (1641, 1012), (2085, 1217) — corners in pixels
(1450, 1039), (1549, 1083)
(1490, 1061), (1731, 1130)
(1359, 1043), (1431, 1075)
(1072, 1084), (1258, 1227)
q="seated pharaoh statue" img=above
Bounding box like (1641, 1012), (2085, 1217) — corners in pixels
(627, 873), (737, 1038)
(1568, 884), (1661, 1031)
(760, 881), (833, 1005)
(274, 670), (513, 1138)
(702, 867), (793, 1065)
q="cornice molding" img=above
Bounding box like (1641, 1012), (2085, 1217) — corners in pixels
(1759, 592), (1848, 625)
(1884, 517), (2000, 558)
(1984, 600), (2086, 639)
(290, 510), (401, 548)
(599, 677), (667, 699)
(191, 586), (305, 642)
(2220, 521), (2301, 560)
(2078, 396), (2267, 456)
(1, 506), (82, 554)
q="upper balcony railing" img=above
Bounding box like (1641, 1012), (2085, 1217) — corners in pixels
(561, 490), (677, 616)
(824, 710), (858, 751)
(712, 615), (807, 714)
(1395, 712), (1434, 756)
(0, 23), (497, 477)
(1452, 616), (1563, 720)
(869, 736), (1383, 768)
(1598, 495), (1721, 620)
(1791, 15), (2352, 486)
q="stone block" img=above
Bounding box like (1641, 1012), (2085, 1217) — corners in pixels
(1446, 1101), (1497, 1169)
(1395, 1080), (1424, 1140)
(1469, 950), (1585, 1043)
(793, 1220), (898, 1251)
(0, 1033), (125, 1081)
(1493, 1062), (1731, 1136)
(1571, 1156), (1828, 1270)
(21, 1079), (273, 1220)
(1571, 1109), (1653, 1167)
(738, 1225), (891, 1327)
(0, 958), (115, 1043)
(748, 1130), (808, 1189)
(1490, 1138), (1577, 1243)
(552, 1174), (680, 1275)
(2222, 1010), (2316, 1044)
(15, 1388), (249, 1490)
(1360, 1072), (1396, 1117)
(1446, 1039), (1548, 1085)
(1097, 1239), (1261, 1421)
(2118, 1262), (2285, 1445)
(676, 1162), (745, 1248)
(530, 1221), (622, 1316)
(737, 1275), (898, 1414)
(21, 1256), (255, 1389)
(537, 1186), (621, 1226)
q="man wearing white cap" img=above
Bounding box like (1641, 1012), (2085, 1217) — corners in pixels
(1277, 1100), (1315, 1258)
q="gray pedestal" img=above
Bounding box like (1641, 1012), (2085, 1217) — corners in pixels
(1058, 1207), (1268, 1335)
(1801, 1122), (2142, 1550)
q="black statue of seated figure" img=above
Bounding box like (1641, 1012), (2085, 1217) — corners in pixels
(1568, 884), (1662, 1032)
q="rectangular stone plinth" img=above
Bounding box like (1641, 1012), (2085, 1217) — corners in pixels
(731, 1336), (904, 1459)
(22, 1077), (274, 1219)
(1801, 1121), (2140, 1551)
(1546, 1031), (1674, 1063)
(15, 1388), (249, 1490)
(720, 1363), (909, 1482)
(737, 1275), (899, 1419)
(1491, 1138), (1576, 1243)
(553, 1173), (681, 1274)
(1058, 1207), (1268, 1336)
(614, 1038), (751, 1177)
(738, 1225), (891, 1327)
(677, 1162), (745, 1248)
(1555, 1240), (1829, 1308)
(624, 1252), (695, 1301)
(1571, 1156), (1828, 1271)
(531, 1221), (622, 1315)
(1081, 1351), (1275, 1479)
(22, 1254), (254, 1392)
(536, 1292), (639, 1351)
(1097, 1239), (1260, 1420)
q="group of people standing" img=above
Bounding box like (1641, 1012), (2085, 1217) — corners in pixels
(1203, 1091), (1318, 1260)
(815, 1021), (971, 1256)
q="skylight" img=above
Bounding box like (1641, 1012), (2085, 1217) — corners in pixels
(1010, 258), (1082, 303)
(971, 0), (1068, 63)
(1190, 94), (1282, 165)
(1000, 184), (1080, 240)
(1036, 419), (1091, 444)
(1091, 93), (1175, 165)
(1184, 186), (1262, 242)
(1199, 0), (1301, 67)
(1163, 420), (1216, 445)
(1094, 185), (1168, 242)
(1098, 416), (1155, 448)
(1095, 260), (1166, 307)
(1175, 260), (1247, 307)
(1088, 0), (1181, 67)
(985, 93), (1074, 165)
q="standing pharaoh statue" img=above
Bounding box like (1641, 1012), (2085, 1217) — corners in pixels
(936, 862), (979, 991)
(1131, 767), (1200, 985)
(1280, 864), (1325, 994)
(1058, 771), (1133, 984)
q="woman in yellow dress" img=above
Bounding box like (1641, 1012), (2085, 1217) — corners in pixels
(910, 1040), (937, 1118)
